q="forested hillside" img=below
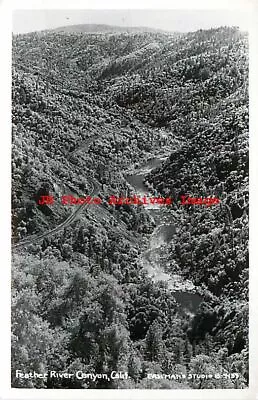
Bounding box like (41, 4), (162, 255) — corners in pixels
(12, 26), (248, 389)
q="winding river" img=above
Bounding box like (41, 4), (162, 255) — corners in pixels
(126, 156), (203, 315)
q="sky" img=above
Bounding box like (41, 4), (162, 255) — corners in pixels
(12, 9), (250, 34)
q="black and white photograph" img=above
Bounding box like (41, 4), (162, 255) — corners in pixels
(7, 4), (252, 394)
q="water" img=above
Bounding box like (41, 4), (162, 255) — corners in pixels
(125, 155), (203, 315)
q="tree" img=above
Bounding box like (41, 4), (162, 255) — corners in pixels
(145, 320), (164, 362)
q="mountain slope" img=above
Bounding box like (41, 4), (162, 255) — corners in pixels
(11, 26), (249, 389)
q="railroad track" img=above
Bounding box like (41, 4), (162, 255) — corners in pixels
(12, 179), (100, 249)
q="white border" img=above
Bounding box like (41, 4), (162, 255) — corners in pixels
(0, 1), (257, 399)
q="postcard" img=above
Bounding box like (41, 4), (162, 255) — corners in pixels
(1, 1), (257, 399)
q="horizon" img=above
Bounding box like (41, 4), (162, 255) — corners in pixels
(12, 22), (246, 36)
(13, 9), (250, 34)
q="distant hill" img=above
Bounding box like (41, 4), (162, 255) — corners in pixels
(50, 23), (168, 34)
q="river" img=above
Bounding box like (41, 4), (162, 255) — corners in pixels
(126, 155), (203, 316)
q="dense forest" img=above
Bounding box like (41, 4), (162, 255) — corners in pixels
(12, 25), (248, 389)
